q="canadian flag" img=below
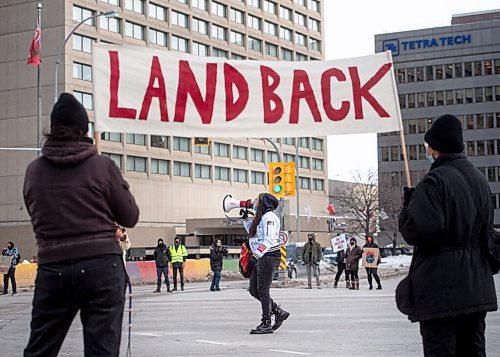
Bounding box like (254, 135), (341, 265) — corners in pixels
(27, 17), (41, 66)
(327, 203), (336, 216)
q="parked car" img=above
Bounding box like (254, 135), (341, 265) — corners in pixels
(322, 247), (338, 266)
(286, 243), (321, 279)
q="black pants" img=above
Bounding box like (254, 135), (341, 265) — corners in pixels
(347, 269), (359, 282)
(419, 311), (487, 357)
(24, 255), (127, 357)
(3, 267), (17, 294)
(365, 268), (381, 288)
(249, 254), (280, 320)
(334, 263), (347, 283)
(172, 265), (184, 288)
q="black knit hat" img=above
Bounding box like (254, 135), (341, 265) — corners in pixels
(51, 93), (89, 134)
(424, 114), (464, 154)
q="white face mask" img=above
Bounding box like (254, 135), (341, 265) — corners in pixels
(424, 142), (434, 163)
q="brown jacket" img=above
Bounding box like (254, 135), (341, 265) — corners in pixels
(346, 245), (362, 270)
(23, 141), (139, 264)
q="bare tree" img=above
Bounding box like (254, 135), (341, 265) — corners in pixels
(335, 170), (379, 239)
(378, 173), (404, 255)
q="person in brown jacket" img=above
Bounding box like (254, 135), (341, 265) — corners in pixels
(23, 93), (139, 357)
(345, 237), (362, 290)
(302, 233), (322, 289)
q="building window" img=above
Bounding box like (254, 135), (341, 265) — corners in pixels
(151, 135), (168, 148)
(192, 42), (208, 56)
(151, 159), (169, 175)
(233, 145), (248, 160)
(295, 32), (306, 46)
(172, 11), (189, 28)
(465, 88), (474, 103)
(125, 0), (144, 14)
(455, 89), (464, 104)
(73, 63), (92, 81)
(308, 18), (320, 32)
(309, 38), (320, 51)
(295, 0), (306, 6)
(100, 16), (120, 33)
(264, 0), (277, 15)
(313, 178), (323, 191)
(101, 132), (122, 142)
(212, 24), (227, 41)
(474, 61), (483, 76)
(435, 65), (443, 80)
(73, 6), (95, 26)
(248, 37), (262, 52)
(454, 63), (463, 77)
(126, 133), (145, 145)
(280, 6), (292, 21)
(101, 152), (122, 169)
(73, 34), (93, 53)
(127, 156), (146, 172)
(101, 0), (120, 5)
(149, 3), (166, 21)
(73, 91), (93, 110)
(495, 86), (500, 101)
(192, 18), (208, 35)
(298, 137), (309, 148)
(494, 59), (500, 74)
(282, 138), (295, 146)
(436, 91), (444, 106)
(397, 69), (405, 83)
(298, 156), (310, 169)
(251, 148), (264, 162)
(444, 64), (453, 79)
(125, 22), (144, 40)
(172, 35), (188, 52)
(381, 147), (389, 162)
(299, 177), (310, 189)
(427, 91), (435, 106)
(231, 54), (246, 60)
(195, 164), (211, 179)
(267, 151), (279, 163)
(149, 28), (167, 47)
(407, 68), (415, 82)
(194, 144), (210, 154)
(281, 48), (293, 61)
(265, 42), (278, 57)
(280, 27), (292, 41)
(284, 153), (295, 163)
(233, 169), (248, 183)
(211, 1), (227, 18)
(173, 137), (190, 151)
(251, 171), (265, 184)
(445, 90), (454, 105)
(476, 114), (484, 129)
(230, 31), (245, 46)
(174, 161), (191, 177)
(425, 66), (433, 81)
(485, 87), (493, 102)
(294, 12), (306, 27)
(215, 166), (230, 181)
(475, 87), (484, 103)
(295, 53), (307, 61)
(192, 0), (207, 11)
(214, 142), (229, 157)
(464, 62), (472, 77)
(312, 158), (323, 171)
(417, 92), (426, 107)
(230, 8), (244, 24)
(212, 48), (228, 58)
(310, 0), (320, 12)
(248, 0), (261, 8)
(248, 15), (261, 31)
(264, 21), (278, 37)
(407, 93), (415, 108)
(312, 138), (323, 151)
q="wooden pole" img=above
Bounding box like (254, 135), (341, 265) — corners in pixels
(94, 130), (100, 153)
(399, 129), (412, 188)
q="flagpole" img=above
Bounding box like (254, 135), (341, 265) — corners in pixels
(37, 2), (42, 156)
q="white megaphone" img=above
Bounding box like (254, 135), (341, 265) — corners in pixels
(223, 194), (252, 213)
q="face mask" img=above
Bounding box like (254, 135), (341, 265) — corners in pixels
(7, 245), (13, 250)
(425, 152), (434, 163)
(350, 242), (355, 246)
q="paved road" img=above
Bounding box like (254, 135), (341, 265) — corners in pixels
(1, 275), (499, 356)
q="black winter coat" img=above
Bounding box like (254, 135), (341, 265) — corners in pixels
(336, 250), (346, 264)
(154, 244), (170, 267)
(399, 154), (497, 322)
(210, 245), (227, 271)
(345, 245), (362, 270)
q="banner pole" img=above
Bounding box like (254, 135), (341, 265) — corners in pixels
(94, 130), (100, 153)
(399, 129), (412, 188)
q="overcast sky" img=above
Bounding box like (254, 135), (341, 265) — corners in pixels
(324, 0), (500, 181)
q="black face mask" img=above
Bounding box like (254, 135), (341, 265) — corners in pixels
(7, 244), (13, 250)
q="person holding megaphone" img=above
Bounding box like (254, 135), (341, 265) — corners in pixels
(242, 192), (290, 335)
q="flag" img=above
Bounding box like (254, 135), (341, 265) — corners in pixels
(327, 203), (336, 216)
(27, 17), (41, 66)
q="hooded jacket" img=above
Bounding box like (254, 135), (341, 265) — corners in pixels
(346, 239), (362, 270)
(23, 141), (139, 265)
(399, 154), (497, 322)
(243, 193), (281, 259)
(302, 233), (322, 264)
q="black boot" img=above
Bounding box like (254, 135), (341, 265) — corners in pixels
(272, 305), (290, 331)
(153, 287), (161, 293)
(250, 318), (273, 334)
(333, 281), (338, 288)
(167, 286), (172, 293)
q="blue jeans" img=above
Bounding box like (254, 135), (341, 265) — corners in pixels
(24, 254), (127, 357)
(156, 266), (170, 288)
(211, 270), (221, 290)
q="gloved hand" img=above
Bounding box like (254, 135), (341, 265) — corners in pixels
(239, 209), (248, 219)
(403, 187), (415, 207)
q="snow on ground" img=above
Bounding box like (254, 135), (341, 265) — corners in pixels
(379, 255), (412, 269)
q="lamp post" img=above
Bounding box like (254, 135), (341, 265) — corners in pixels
(53, 10), (119, 104)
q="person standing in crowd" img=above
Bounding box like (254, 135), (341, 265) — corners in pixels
(345, 237), (362, 290)
(23, 93), (139, 356)
(153, 239), (171, 293)
(210, 239), (228, 292)
(116, 226), (131, 263)
(243, 193), (289, 334)
(302, 233), (322, 289)
(362, 235), (382, 290)
(169, 237), (188, 291)
(2, 242), (20, 295)
(399, 114), (497, 356)
(333, 247), (347, 289)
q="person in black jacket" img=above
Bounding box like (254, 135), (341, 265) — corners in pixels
(399, 114), (497, 357)
(209, 239), (228, 292)
(345, 237), (362, 290)
(362, 235), (382, 290)
(153, 239), (171, 293)
(333, 248), (347, 288)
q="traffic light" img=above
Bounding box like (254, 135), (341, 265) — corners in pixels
(268, 162), (285, 198)
(268, 162), (296, 197)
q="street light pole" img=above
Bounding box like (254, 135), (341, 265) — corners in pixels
(295, 138), (300, 243)
(54, 11), (119, 104)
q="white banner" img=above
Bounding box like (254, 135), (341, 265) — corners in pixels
(331, 234), (348, 253)
(93, 44), (402, 137)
